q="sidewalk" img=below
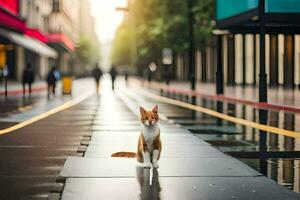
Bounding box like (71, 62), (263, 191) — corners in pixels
(58, 83), (299, 200)
(0, 78), (95, 125)
(0, 80), (47, 96)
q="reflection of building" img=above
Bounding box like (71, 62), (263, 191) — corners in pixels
(0, 0), (57, 81)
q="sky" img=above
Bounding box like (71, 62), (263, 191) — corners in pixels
(89, 0), (127, 43)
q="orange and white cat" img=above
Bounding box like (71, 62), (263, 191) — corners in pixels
(112, 105), (162, 168)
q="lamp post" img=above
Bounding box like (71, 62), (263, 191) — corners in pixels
(258, 0), (268, 174)
(188, 0), (196, 105)
(259, 0), (267, 103)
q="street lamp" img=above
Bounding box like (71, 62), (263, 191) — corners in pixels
(115, 7), (129, 12)
(259, 0), (267, 103)
(258, 0), (268, 174)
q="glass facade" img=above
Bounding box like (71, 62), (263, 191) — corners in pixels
(217, 0), (300, 20)
(267, 0), (300, 13)
(216, 0), (258, 20)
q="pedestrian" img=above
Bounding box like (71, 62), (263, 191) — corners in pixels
(22, 63), (34, 97)
(109, 65), (117, 90)
(46, 66), (58, 98)
(125, 71), (129, 86)
(93, 64), (103, 93)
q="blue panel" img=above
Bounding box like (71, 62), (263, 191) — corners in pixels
(266, 0), (300, 13)
(217, 0), (300, 21)
(216, 0), (258, 20)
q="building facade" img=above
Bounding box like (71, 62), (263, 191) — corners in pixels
(0, 0), (57, 81)
(19, 0), (55, 80)
(48, 0), (77, 74)
(0, 0), (98, 81)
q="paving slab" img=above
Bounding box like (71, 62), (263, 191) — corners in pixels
(61, 176), (300, 200)
(59, 156), (260, 178)
(85, 143), (224, 158)
(58, 82), (300, 199)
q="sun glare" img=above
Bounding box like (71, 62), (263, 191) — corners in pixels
(89, 0), (127, 43)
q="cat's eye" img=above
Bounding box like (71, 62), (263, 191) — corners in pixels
(145, 117), (148, 120)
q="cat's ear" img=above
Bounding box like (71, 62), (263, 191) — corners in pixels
(152, 105), (158, 113)
(140, 106), (146, 115)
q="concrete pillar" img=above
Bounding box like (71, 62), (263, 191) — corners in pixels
(242, 34), (246, 86)
(269, 35), (279, 87)
(227, 34), (235, 85)
(253, 34), (257, 86)
(284, 35), (295, 88)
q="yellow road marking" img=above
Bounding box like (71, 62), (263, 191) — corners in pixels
(0, 91), (94, 135)
(135, 88), (300, 139)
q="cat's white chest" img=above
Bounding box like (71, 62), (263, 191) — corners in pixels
(141, 123), (159, 151)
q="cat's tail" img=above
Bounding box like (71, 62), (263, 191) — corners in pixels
(111, 152), (136, 158)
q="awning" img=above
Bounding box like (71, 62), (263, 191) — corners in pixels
(0, 28), (58, 58)
(47, 33), (75, 52)
(0, 7), (26, 33)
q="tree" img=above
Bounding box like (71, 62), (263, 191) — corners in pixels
(111, 0), (214, 71)
(74, 35), (101, 67)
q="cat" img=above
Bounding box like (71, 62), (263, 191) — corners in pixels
(111, 105), (162, 168)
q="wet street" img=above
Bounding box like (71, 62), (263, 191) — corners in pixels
(131, 79), (300, 193)
(0, 79), (95, 199)
(0, 77), (300, 199)
(2, 0), (300, 199)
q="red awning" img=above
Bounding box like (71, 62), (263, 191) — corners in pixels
(47, 33), (75, 51)
(0, 7), (25, 32)
(25, 28), (48, 43)
(0, 0), (19, 16)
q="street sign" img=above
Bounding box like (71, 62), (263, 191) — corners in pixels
(149, 62), (157, 72)
(162, 48), (173, 65)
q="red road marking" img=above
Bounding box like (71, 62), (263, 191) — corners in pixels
(0, 86), (47, 96)
(150, 83), (300, 113)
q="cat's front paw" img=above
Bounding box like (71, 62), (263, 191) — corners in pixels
(142, 162), (152, 168)
(152, 162), (159, 168)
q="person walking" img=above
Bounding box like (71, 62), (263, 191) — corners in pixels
(22, 63), (34, 97)
(109, 65), (117, 90)
(93, 64), (103, 93)
(46, 66), (58, 98)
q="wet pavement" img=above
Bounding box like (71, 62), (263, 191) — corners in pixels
(1, 77), (300, 199)
(0, 78), (95, 199)
(58, 79), (299, 199)
(124, 78), (300, 193)
(0, 78), (95, 128)
(144, 79), (300, 109)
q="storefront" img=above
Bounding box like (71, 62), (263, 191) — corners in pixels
(215, 0), (300, 88)
(0, 1), (58, 80)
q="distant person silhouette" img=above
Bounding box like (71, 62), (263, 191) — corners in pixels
(125, 71), (129, 86)
(109, 66), (117, 90)
(47, 66), (58, 98)
(93, 64), (103, 93)
(22, 63), (34, 97)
